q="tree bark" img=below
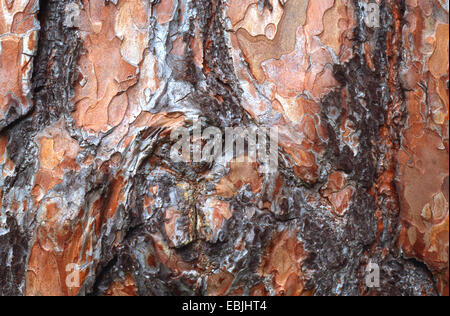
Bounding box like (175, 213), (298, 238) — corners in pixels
(0, 0), (448, 296)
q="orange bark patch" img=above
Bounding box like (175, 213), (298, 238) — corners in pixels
(0, 134), (8, 164)
(398, 99), (449, 295)
(0, 37), (25, 114)
(305, 0), (334, 36)
(216, 159), (262, 199)
(105, 274), (138, 296)
(321, 171), (354, 216)
(26, 201), (89, 296)
(320, 0), (352, 56)
(250, 283), (269, 296)
(171, 36), (187, 56)
(105, 176), (126, 219)
(132, 111), (185, 134)
(73, 1), (145, 133)
(280, 138), (319, 184)
(155, 0), (174, 24)
(428, 23), (449, 79)
(0, 0), (39, 127)
(259, 230), (307, 296)
(190, 25), (204, 68)
(226, 0), (258, 26)
(34, 122), (80, 201)
(115, 0), (150, 66)
(206, 270), (235, 296)
(235, 0), (309, 83)
(232, 0), (284, 39)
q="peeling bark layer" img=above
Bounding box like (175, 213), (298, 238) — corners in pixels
(0, 0), (39, 131)
(397, 0), (449, 296)
(0, 0), (448, 296)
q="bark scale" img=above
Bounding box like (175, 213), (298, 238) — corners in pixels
(0, 0), (448, 296)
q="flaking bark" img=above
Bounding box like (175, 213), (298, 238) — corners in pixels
(0, 0), (448, 296)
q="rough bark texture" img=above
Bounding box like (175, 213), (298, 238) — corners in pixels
(0, 0), (448, 296)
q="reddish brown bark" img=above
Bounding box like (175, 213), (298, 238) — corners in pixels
(0, 0), (448, 296)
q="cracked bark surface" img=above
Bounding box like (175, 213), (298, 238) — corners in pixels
(0, 0), (448, 296)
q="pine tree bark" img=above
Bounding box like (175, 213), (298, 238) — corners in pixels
(0, 0), (448, 296)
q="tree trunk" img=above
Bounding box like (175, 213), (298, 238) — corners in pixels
(0, 0), (448, 296)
